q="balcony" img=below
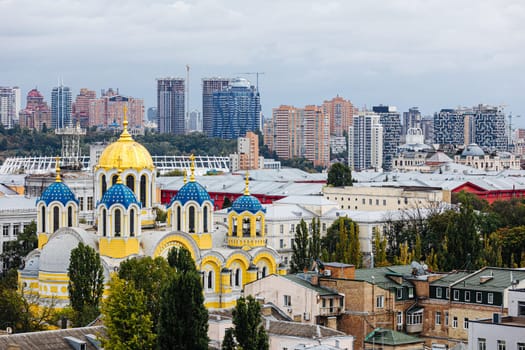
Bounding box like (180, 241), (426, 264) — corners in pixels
(406, 323), (423, 333)
(319, 306), (344, 316)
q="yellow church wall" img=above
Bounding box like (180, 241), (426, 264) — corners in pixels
(38, 233), (49, 249)
(191, 233), (212, 250)
(253, 253), (277, 275)
(153, 235), (197, 260)
(99, 237), (139, 258)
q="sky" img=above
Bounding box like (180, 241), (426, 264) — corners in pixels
(1, 0), (524, 126)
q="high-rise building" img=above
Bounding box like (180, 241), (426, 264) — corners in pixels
(402, 107), (422, 136)
(302, 105), (330, 168)
(88, 88), (144, 130)
(211, 78), (261, 139)
(265, 105), (330, 168)
(348, 113), (383, 171)
(433, 105), (508, 151)
(147, 107), (157, 122)
(187, 110), (201, 132)
(18, 89), (51, 131)
(51, 84), (72, 129)
(157, 78), (185, 134)
(73, 88), (96, 128)
(0, 86), (21, 129)
(231, 131), (261, 171)
(372, 105), (402, 172)
(322, 96), (354, 137)
(202, 78), (230, 137)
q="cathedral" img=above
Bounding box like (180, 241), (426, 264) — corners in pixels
(19, 111), (285, 309)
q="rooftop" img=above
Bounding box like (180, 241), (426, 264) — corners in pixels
(451, 267), (525, 292)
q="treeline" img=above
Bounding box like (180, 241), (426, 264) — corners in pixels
(0, 127), (237, 160)
(376, 192), (525, 271)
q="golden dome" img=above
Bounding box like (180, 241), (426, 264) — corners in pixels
(97, 108), (154, 171)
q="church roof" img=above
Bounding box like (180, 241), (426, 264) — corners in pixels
(230, 194), (265, 214)
(169, 180), (212, 206)
(99, 182), (140, 209)
(38, 180), (78, 206)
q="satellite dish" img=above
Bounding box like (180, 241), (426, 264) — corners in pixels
(6, 326), (12, 334)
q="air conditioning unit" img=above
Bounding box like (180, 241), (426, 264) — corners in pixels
(324, 270), (332, 276)
(304, 312), (310, 321)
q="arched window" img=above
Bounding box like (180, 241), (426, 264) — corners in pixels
(242, 218), (250, 237)
(53, 206), (60, 232)
(114, 209), (121, 236)
(140, 175), (147, 205)
(207, 270), (213, 290)
(261, 266), (267, 278)
(256, 216), (261, 236)
(41, 206), (46, 232)
(126, 175), (134, 192)
(67, 206), (73, 227)
(232, 217), (237, 236)
(112, 175), (118, 186)
(176, 206), (181, 231)
(189, 206), (195, 233)
(203, 206), (208, 232)
(101, 174), (107, 197)
(130, 209), (135, 237)
(102, 209), (107, 237)
(235, 268), (241, 287)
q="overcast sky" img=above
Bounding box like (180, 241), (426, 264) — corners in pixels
(1, 0), (524, 126)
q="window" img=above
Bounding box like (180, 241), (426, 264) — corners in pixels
(446, 288), (450, 299)
(436, 287), (442, 298)
(114, 208), (121, 236)
(189, 206), (195, 233)
(290, 224), (294, 232)
(87, 197), (93, 210)
(102, 209), (107, 236)
(407, 310), (422, 325)
(279, 239), (284, 249)
(207, 270), (213, 290)
(369, 199), (372, 205)
(408, 287), (414, 299)
(140, 175), (147, 205)
(376, 199), (379, 205)
(519, 301), (525, 316)
(79, 197), (84, 210)
(41, 206), (46, 232)
(234, 268), (241, 287)
(376, 295), (384, 308)
(477, 338), (486, 350)
(322, 223), (326, 232)
(280, 225), (284, 234)
(396, 288), (403, 299)
(445, 312), (449, 326)
(101, 175), (107, 196)
(203, 207), (208, 232)
(284, 295), (291, 307)
(476, 292), (482, 303)
(383, 199), (386, 206)
(517, 343), (525, 350)
(435, 311), (441, 325)
(453, 290), (459, 300)
(497, 340), (506, 350)
(452, 316), (458, 328)
(129, 209), (135, 237)
(465, 291), (470, 302)
(67, 206), (73, 227)
(362, 198), (365, 204)
(488, 293), (494, 304)
(463, 317), (469, 329)
(177, 206), (181, 230)
(396, 311), (403, 325)
(2, 225), (9, 236)
(126, 175), (134, 192)
(53, 206), (60, 232)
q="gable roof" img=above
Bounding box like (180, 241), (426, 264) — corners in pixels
(282, 274), (340, 296)
(451, 267), (525, 292)
(0, 326), (106, 350)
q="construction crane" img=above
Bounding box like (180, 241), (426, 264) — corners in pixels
(236, 72), (265, 91)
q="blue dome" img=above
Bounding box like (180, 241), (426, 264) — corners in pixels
(99, 183), (140, 209)
(229, 195), (266, 214)
(169, 181), (212, 207)
(38, 182), (78, 206)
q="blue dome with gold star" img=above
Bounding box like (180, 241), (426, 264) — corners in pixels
(38, 182), (78, 206)
(169, 181), (212, 207)
(230, 194), (265, 214)
(99, 183), (140, 209)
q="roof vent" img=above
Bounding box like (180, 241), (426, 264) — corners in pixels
(479, 275), (493, 284)
(64, 336), (87, 350)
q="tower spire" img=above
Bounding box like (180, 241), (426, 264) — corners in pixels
(189, 154), (196, 182)
(244, 171), (250, 195)
(118, 105), (132, 141)
(55, 156), (62, 182)
(183, 169), (187, 184)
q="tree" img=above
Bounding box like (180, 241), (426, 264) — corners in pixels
(167, 246), (196, 272)
(322, 217), (361, 267)
(232, 296), (269, 350)
(1, 221), (37, 270)
(222, 197), (232, 209)
(372, 228), (389, 267)
(290, 219), (310, 273)
(68, 242), (104, 326)
(222, 328), (236, 350)
(309, 218), (322, 261)
(327, 162), (353, 187)
(118, 256), (171, 332)
(102, 277), (156, 350)
(157, 269), (209, 349)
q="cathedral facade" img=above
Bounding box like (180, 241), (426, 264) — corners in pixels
(20, 113), (284, 309)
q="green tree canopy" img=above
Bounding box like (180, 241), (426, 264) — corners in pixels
(232, 296), (269, 350)
(1, 221), (37, 271)
(327, 162), (353, 187)
(290, 219), (310, 273)
(68, 242), (104, 326)
(102, 277), (156, 350)
(321, 217), (361, 267)
(167, 246), (196, 272)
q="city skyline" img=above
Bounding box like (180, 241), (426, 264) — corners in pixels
(0, 1), (523, 127)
